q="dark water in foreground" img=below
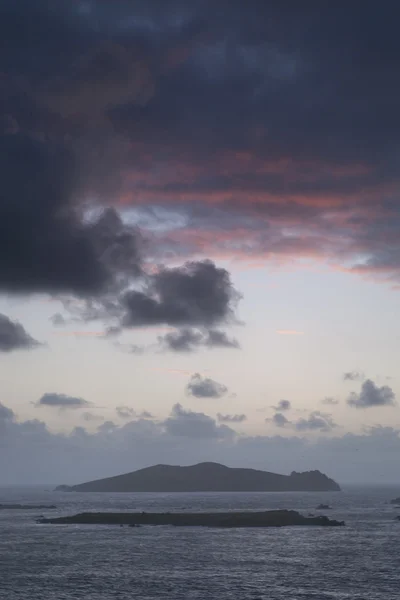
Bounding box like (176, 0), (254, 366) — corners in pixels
(0, 486), (399, 599)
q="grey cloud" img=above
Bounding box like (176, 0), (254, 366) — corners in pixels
(140, 411), (154, 419)
(2, 400), (400, 484)
(50, 313), (67, 326)
(269, 413), (290, 428)
(0, 313), (41, 353)
(82, 412), (104, 423)
(159, 328), (240, 352)
(321, 397), (339, 406)
(116, 406), (154, 420)
(2, 0), (400, 294)
(0, 132), (142, 296)
(159, 328), (204, 352)
(205, 330), (240, 349)
(116, 406), (136, 419)
(186, 373), (228, 399)
(344, 371), (365, 382)
(0, 402), (15, 422)
(295, 411), (337, 433)
(35, 393), (91, 409)
(347, 379), (396, 409)
(98, 421), (117, 434)
(273, 400), (291, 412)
(217, 413), (247, 423)
(164, 403), (235, 439)
(122, 260), (240, 328)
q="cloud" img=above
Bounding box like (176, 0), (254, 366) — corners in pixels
(35, 393), (91, 410)
(269, 413), (290, 428)
(116, 406), (154, 420)
(50, 313), (67, 326)
(158, 328), (204, 352)
(164, 403), (235, 439)
(273, 400), (291, 412)
(2, 400), (400, 485)
(0, 402), (15, 422)
(294, 411), (337, 433)
(121, 260), (240, 328)
(217, 413), (247, 423)
(321, 397), (339, 406)
(1, 0), (400, 292)
(0, 313), (41, 352)
(116, 406), (136, 420)
(158, 327), (240, 352)
(186, 373), (228, 399)
(344, 371), (365, 382)
(205, 330), (240, 349)
(82, 412), (104, 423)
(347, 379), (396, 409)
(0, 132), (142, 296)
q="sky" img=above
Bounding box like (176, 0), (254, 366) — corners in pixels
(1, 0), (400, 485)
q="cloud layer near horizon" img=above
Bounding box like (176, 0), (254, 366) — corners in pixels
(1, 400), (399, 485)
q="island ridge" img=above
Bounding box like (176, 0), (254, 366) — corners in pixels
(55, 462), (340, 493)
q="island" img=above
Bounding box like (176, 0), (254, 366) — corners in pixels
(54, 462), (341, 493)
(37, 509), (345, 528)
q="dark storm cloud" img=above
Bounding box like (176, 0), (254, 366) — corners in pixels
(122, 260), (240, 328)
(273, 400), (291, 412)
(0, 313), (41, 352)
(217, 413), (247, 423)
(0, 133), (142, 296)
(347, 379), (396, 409)
(2, 0), (400, 305)
(186, 373), (228, 399)
(344, 371), (365, 382)
(164, 403), (235, 439)
(158, 327), (240, 352)
(294, 412), (337, 433)
(35, 393), (91, 409)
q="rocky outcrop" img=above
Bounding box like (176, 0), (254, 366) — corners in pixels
(54, 462), (341, 493)
(37, 509), (345, 528)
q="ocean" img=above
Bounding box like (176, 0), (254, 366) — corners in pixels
(0, 486), (399, 599)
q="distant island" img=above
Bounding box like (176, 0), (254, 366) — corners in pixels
(0, 504), (56, 510)
(38, 509), (345, 528)
(55, 462), (341, 493)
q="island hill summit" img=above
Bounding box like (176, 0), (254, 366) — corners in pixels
(55, 462), (341, 493)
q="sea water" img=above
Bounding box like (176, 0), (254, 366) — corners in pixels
(0, 486), (399, 599)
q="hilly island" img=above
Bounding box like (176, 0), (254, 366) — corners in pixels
(55, 462), (340, 493)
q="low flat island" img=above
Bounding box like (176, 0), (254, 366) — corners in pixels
(37, 509), (345, 528)
(0, 504), (56, 510)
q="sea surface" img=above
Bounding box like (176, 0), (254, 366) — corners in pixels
(0, 486), (399, 599)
